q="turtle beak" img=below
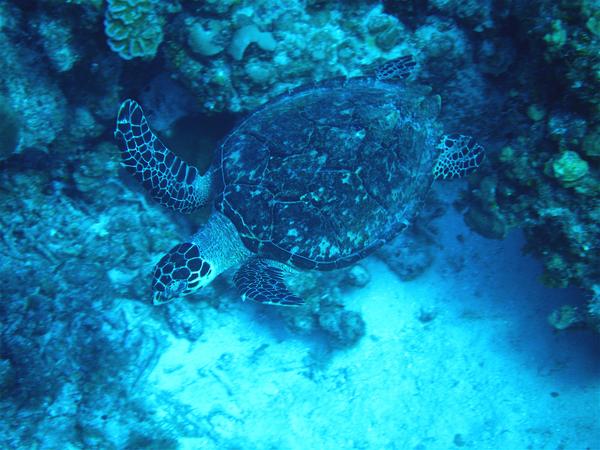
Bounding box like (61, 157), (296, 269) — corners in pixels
(152, 282), (184, 305)
(152, 291), (167, 306)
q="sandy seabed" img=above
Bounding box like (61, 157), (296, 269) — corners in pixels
(135, 188), (599, 450)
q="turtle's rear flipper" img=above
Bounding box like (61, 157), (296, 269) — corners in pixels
(433, 134), (485, 180)
(114, 99), (210, 213)
(234, 258), (304, 306)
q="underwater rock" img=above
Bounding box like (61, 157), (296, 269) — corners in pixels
(164, 302), (204, 341)
(0, 27), (68, 152)
(457, 2), (600, 302)
(533, 1), (600, 108)
(244, 58), (276, 85)
(282, 308), (318, 336)
(548, 305), (584, 330)
(428, 0), (493, 29)
(317, 307), (366, 348)
(527, 104), (547, 122)
(582, 127), (600, 158)
(0, 97), (20, 160)
(52, 107), (105, 158)
(195, 0), (240, 16)
(464, 207), (507, 240)
(414, 17), (470, 71)
(547, 112), (588, 147)
(344, 264), (371, 288)
(477, 37), (515, 75)
(139, 74), (195, 133)
(0, 358), (15, 395)
(365, 10), (406, 51)
(548, 151), (589, 186)
(586, 288), (600, 332)
(35, 15), (79, 72)
(280, 271), (368, 347)
(377, 233), (435, 280)
(72, 142), (120, 195)
(0, 163), (185, 426)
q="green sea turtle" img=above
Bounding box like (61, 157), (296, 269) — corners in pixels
(114, 56), (484, 306)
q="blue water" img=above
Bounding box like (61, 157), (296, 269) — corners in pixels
(1, 1), (599, 449)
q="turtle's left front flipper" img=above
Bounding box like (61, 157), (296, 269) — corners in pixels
(433, 134), (485, 180)
(233, 258), (304, 306)
(375, 55), (417, 81)
(114, 99), (211, 213)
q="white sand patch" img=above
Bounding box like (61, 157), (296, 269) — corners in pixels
(146, 190), (600, 449)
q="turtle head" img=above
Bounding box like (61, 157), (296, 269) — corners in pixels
(151, 242), (215, 305)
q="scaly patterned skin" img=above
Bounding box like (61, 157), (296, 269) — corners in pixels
(375, 55), (417, 81)
(433, 134), (485, 180)
(151, 212), (251, 305)
(152, 242), (213, 305)
(114, 99), (210, 213)
(234, 259), (303, 306)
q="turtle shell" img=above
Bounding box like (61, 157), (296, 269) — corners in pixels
(213, 77), (442, 270)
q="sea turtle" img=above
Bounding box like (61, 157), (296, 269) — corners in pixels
(114, 56), (484, 306)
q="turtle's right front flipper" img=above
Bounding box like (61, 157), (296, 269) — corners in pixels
(433, 134), (485, 180)
(114, 99), (211, 213)
(234, 258), (304, 306)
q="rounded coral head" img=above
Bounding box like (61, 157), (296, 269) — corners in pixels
(151, 242), (213, 305)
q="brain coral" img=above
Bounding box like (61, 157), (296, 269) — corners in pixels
(104, 0), (163, 60)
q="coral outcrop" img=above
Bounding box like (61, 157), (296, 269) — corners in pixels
(104, 0), (166, 60)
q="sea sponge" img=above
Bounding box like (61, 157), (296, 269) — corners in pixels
(543, 19), (567, 48)
(188, 20), (225, 56)
(228, 24), (277, 61)
(549, 150), (589, 186)
(104, 0), (163, 60)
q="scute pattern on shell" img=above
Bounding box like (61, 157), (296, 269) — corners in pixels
(214, 78), (442, 270)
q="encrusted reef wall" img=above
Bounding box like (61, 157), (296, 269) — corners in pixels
(453, 0), (600, 330)
(0, 0), (599, 446)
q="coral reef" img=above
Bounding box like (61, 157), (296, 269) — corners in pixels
(279, 269), (368, 349)
(0, 97), (20, 160)
(0, 21), (68, 153)
(450, 0), (599, 319)
(163, 1), (416, 113)
(378, 232), (436, 281)
(0, 153), (184, 446)
(35, 14), (79, 72)
(104, 0), (166, 60)
(586, 287), (600, 332)
(1, 0), (600, 446)
(548, 150), (590, 187)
